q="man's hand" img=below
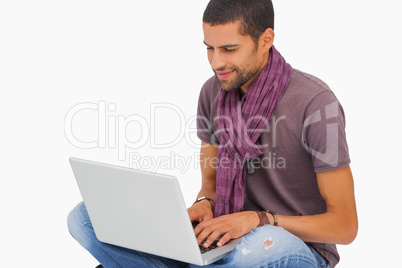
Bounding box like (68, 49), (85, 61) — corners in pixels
(188, 200), (214, 224)
(194, 211), (259, 248)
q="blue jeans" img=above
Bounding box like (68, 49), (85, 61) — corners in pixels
(67, 202), (329, 268)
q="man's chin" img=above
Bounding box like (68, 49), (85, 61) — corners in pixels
(216, 78), (238, 92)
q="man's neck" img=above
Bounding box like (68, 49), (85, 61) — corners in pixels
(240, 53), (270, 94)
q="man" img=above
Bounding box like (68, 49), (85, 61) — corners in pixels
(68, 0), (358, 267)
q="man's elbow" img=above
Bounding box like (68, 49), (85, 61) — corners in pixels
(339, 218), (358, 245)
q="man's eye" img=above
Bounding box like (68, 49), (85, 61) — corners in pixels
(206, 47), (213, 50)
(225, 48), (236, 52)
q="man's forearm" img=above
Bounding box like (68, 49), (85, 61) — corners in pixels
(195, 183), (216, 211)
(198, 141), (218, 202)
(270, 211), (358, 245)
(271, 166), (358, 245)
(196, 183), (216, 200)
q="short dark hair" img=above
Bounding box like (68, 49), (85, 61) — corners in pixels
(203, 0), (275, 45)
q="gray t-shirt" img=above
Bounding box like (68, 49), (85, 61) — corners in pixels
(196, 69), (351, 267)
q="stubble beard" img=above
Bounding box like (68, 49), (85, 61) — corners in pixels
(215, 60), (263, 92)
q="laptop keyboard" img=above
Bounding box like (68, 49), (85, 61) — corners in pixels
(199, 239), (219, 254)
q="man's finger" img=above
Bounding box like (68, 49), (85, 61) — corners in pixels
(202, 213), (213, 222)
(217, 232), (232, 247)
(187, 210), (196, 222)
(193, 221), (204, 237)
(196, 229), (210, 246)
(203, 229), (224, 248)
(195, 222), (217, 245)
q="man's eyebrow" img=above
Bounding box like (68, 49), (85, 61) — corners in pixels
(203, 41), (239, 48)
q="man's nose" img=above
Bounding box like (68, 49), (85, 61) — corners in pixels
(210, 51), (226, 71)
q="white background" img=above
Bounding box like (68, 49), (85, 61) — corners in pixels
(1, 0), (401, 267)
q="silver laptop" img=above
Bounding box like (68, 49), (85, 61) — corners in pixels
(69, 157), (240, 266)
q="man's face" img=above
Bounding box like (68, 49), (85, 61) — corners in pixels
(203, 21), (267, 92)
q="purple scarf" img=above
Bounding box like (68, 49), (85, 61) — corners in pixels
(214, 46), (292, 217)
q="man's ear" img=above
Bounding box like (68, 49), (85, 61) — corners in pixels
(260, 28), (275, 51)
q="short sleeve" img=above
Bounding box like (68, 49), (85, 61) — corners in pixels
(196, 79), (218, 145)
(302, 91), (351, 172)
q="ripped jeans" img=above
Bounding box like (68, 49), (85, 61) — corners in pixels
(68, 202), (329, 268)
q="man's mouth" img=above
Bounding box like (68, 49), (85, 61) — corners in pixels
(215, 70), (235, 80)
